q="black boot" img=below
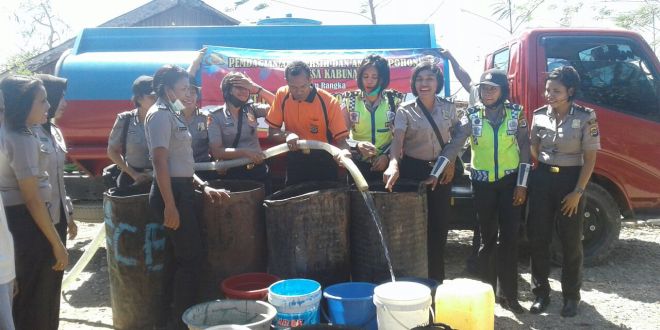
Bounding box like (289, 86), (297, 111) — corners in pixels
(561, 299), (580, 317)
(498, 297), (526, 314)
(529, 295), (550, 314)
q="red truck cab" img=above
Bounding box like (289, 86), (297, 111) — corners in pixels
(484, 28), (660, 264)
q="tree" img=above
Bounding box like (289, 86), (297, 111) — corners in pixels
(613, 1), (659, 51)
(491, 0), (546, 34)
(2, 0), (70, 74)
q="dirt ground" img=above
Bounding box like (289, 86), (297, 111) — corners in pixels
(58, 221), (660, 330)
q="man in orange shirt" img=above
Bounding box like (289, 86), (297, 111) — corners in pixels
(267, 61), (351, 186)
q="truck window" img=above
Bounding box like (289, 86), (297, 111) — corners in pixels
(544, 37), (660, 121)
(493, 48), (510, 71)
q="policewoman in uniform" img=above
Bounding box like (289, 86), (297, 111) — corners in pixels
(107, 75), (157, 189)
(35, 74), (80, 324)
(267, 61), (351, 186)
(208, 72), (274, 193)
(145, 65), (229, 329)
(181, 80), (216, 181)
(528, 66), (600, 317)
(467, 69), (530, 314)
(0, 75), (68, 330)
(338, 54), (403, 182)
(383, 59), (470, 282)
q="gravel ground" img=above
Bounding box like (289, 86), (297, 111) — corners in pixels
(59, 220), (660, 330)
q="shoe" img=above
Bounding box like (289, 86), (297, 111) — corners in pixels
(561, 299), (580, 317)
(529, 295), (550, 314)
(498, 297), (526, 314)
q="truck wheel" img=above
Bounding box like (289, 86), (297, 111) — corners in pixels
(551, 182), (621, 267)
(72, 200), (105, 223)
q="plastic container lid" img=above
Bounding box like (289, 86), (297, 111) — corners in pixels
(373, 281), (431, 306)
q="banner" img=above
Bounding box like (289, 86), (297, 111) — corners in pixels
(200, 46), (446, 106)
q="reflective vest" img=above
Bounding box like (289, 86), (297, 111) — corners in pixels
(339, 90), (403, 156)
(468, 102), (523, 182)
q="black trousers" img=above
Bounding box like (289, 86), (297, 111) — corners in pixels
(400, 155), (451, 282)
(219, 163), (272, 195)
(285, 150), (339, 186)
(527, 163), (585, 300)
(149, 178), (204, 330)
(5, 204), (67, 330)
(473, 174), (522, 300)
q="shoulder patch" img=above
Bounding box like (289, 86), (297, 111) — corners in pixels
(533, 105), (548, 113)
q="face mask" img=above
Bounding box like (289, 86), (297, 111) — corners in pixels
(225, 93), (248, 109)
(365, 86), (382, 97)
(167, 92), (186, 113)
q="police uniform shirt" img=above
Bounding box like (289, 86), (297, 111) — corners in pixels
(144, 101), (195, 177)
(36, 125), (73, 224)
(0, 125), (53, 216)
(183, 110), (211, 163)
(108, 110), (151, 169)
(531, 104), (601, 167)
(393, 96), (471, 161)
(208, 103), (269, 153)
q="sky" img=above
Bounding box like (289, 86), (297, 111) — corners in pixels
(0, 0), (648, 99)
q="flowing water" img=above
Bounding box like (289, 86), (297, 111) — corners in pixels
(360, 191), (396, 282)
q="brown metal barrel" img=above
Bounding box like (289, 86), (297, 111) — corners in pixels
(201, 180), (267, 296)
(350, 181), (428, 283)
(264, 182), (350, 287)
(104, 191), (166, 330)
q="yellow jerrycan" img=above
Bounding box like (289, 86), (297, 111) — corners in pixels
(434, 278), (494, 330)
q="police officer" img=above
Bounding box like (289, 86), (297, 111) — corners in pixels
(266, 61), (351, 186)
(338, 54), (403, 182)
(107, 75), (157, 189)
(34, 74), (80, 325)
(383, 59), (470, 282)
(180, 79), (217, 181)
(0, 75), (68, 330)
(145, 65), (229, 329)
(468, 69), (530, 314)
(528, 66), (600, 317)
(208, 72), (275, 193)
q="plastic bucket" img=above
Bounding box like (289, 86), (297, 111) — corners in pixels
(268, 279), (322, 329)
(323, 282), (377, 330)
(373, 281), (432, 330)
(206, 326), (252, 330)
(221, 273), (281, 300)
(182, 300), (276, 330)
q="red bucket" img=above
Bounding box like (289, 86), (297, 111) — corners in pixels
(221, 272), (281, 300)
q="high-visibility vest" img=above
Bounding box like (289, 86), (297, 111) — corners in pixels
(468, 102), (523, 182)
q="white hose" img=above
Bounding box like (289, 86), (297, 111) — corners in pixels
(61, 225), (106, 291)
(193, 140), (369, 191)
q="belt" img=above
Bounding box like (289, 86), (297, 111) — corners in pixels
(538, 162), (581, 174)
(403, 155), (435, 168)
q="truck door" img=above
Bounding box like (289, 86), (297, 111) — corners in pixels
(540, 35), (660, 209)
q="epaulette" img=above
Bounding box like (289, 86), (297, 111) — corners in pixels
(533, 105), (548, 113)
(400, 99), (417, 108)
(384, 89), (404, 100)
(438, 96), (454, 104)
(509, 103), (523, 111)
(117, 109), (137, 119)
(207, 105), (224, 113)
(573, 103), (593, 113)
(467, 104), (484, 114)
(156, 103), (169, 111)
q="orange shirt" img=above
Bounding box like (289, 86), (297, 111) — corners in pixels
(266, 85), (349, 143)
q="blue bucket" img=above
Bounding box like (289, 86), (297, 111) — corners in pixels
(323, 282), (377, 330)
(268, 279), (322, 329)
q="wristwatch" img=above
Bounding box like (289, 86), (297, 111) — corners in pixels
(574, 187), (585, 195)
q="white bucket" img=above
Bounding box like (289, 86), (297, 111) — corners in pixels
(182, 300), (277, 330)
(373, 281), (432, 330)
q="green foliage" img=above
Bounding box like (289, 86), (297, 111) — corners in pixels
(0, 50), (39, 75)
(490, 0), (546, 34)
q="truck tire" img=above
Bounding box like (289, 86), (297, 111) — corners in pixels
(551, 182), (621, 267)
(72, 200), (105, 223)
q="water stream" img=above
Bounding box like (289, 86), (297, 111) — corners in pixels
(360, 191), (396, 282)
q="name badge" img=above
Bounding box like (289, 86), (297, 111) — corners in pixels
(571, 119), (581, 128)
(177, 126), (188, 131)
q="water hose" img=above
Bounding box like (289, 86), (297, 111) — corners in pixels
(61, 225), (106, 291)
(193, 140), (369, 192)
